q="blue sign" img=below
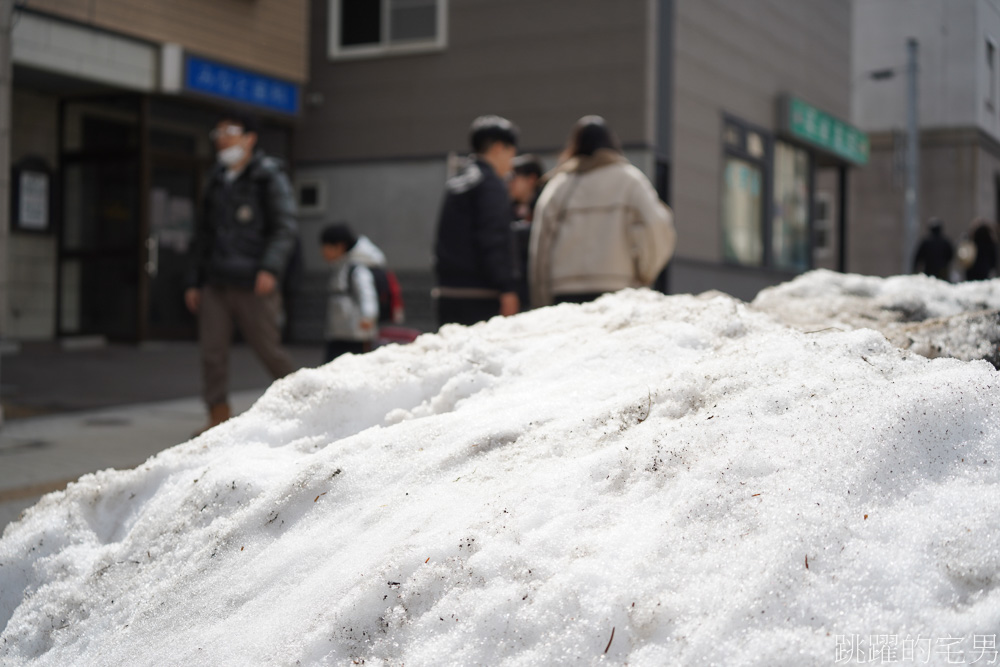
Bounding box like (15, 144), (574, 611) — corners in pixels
(185, 55), (300, 115)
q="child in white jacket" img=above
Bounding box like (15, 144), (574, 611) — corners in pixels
(320, 223), (386, 362)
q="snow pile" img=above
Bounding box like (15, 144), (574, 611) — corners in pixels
(753, 269), (1000, 364)
(2, 276), (1000, 666)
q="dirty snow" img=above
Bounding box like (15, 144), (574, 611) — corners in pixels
(753, 269), (1000, 364)
(2, 271), (1000, 666)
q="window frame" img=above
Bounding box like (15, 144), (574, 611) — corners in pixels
(328, 0), (449, 61)
(295, 179), (326, 216)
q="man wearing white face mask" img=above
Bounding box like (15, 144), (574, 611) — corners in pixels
(185, 110), (299, 434)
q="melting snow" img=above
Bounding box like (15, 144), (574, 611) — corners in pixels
(2, 272), (1000, 666)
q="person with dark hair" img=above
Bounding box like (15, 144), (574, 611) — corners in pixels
(911, 218), (954, 280)
(529, 116), (676, 307)
(470, 115), (519, 154)
(965, 218), (998, 281)
(433, 115), (521, 326)
(319, 222), (386, 362)
(509, 153), (545, 308)
(509, 153), (544, 222)
(185, 110), (299, 434)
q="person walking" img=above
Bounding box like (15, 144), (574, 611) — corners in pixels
(185, 110), (299, 433)
(529, 116), (676, 307)
(319, 222), (385, 363)
(911, 218), (954, 280)
(433, 115), (520, 327)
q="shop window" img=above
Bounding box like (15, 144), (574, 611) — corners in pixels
(296, 180), (325, 215)
(772, 141), (811, 272)
(330, 0), (447, 59)
(721, 116), (770, 267)
(722, 157), (764, 266)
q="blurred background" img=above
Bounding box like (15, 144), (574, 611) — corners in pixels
(0, 0), (997, 407)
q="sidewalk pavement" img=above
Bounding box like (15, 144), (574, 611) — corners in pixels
(0, 340), (323, 534)
(0, 390), (265, 531)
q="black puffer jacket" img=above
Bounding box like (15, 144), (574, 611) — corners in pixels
(188, 151), (298, 290)
(434, 157), (516, 294)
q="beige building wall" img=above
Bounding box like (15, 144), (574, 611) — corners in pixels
(850, 129), (990, 277)
(851, 0), (1000, 279)
(6, 90), (58, 340)
(26, 0), (308, 83)
(848, 134), (905, 277)
(672, 0), (851, 268)
(298, 0), (654, 162)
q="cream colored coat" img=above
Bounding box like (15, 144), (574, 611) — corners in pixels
(529, 150), (676, 307)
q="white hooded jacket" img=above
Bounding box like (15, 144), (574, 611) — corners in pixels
(325, 235), (386, 342)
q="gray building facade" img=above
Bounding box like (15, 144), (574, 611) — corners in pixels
(852, 0), (1000, 278)
(292, 0), (666, 336)
(292, 0), (857, 337)
(671, 0), (857, 299)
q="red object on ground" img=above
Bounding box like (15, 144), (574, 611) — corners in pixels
(376, 326), (421, 347)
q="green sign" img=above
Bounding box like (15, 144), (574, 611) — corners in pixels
(782, 96), (869, 166)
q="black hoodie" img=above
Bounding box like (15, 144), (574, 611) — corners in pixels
(433, 157), (516, 294)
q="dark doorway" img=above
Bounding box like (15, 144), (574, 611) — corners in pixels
(57, 95), (292, 341)
(58, 100), (143, 340)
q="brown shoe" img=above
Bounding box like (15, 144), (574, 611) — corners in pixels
(193, 402), (231, 437)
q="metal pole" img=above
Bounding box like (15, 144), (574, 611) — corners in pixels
(904, 38), (920, 274)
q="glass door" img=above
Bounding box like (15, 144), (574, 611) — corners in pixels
(59, 99), (142, 340)
(146, 160), (200, 339)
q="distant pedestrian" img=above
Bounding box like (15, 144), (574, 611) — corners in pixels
(185, 110), (299, 434)
(509, 153), (544, 223)
(965, 218), (997, 281)
(508, 153), (544, 309)
(529, 115), (676, 307)
(433, 115), (521, 327)
(320, 222), (385, 363)
(911, 218), (954, 280)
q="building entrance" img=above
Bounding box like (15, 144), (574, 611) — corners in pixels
(56, 95), (293, 342)
(57, 96), (216, 341)
(59, 101), (143, 340)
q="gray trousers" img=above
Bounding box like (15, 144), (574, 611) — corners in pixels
(199, 285), (297, 406)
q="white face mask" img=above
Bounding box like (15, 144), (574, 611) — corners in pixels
(217, 145), (246, 167)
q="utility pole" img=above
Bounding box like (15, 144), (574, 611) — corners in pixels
(904, 38), (920, 274)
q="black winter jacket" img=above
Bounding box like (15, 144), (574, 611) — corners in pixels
(188, 152), (298, 290)
(434, 157), (516, 294)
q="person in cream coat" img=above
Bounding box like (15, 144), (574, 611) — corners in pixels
(529, 116), (676, 308)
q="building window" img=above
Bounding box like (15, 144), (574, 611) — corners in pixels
(722, 158), (764, 266)
(330, 0), (448, 59)
(296, 180), (325, 215)
(772, 141), (811, 272)
(721, 116), (770, 267)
